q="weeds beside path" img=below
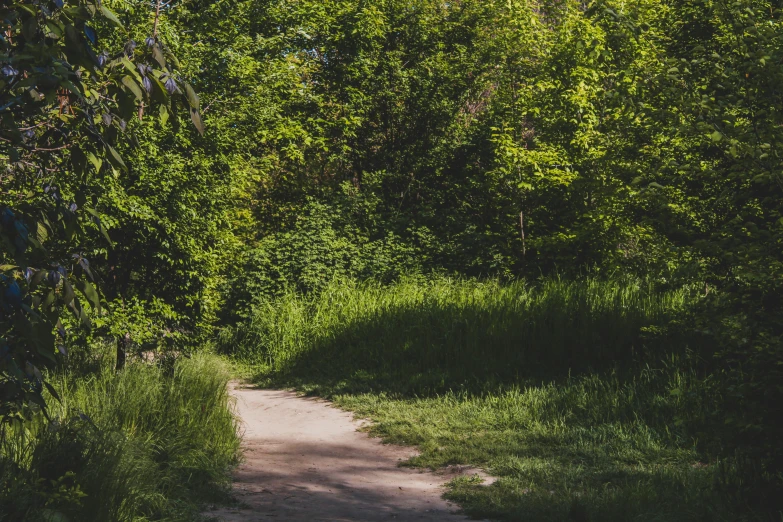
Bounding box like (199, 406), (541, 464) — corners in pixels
(0, 354), (240, 522)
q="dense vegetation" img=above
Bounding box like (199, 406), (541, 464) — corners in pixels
(0, 352), (238, 521)
(2, 0), (783, 519)
(222, 277), (690, 389)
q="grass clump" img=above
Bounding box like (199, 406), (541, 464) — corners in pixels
(219, 276), (765, 521)
(0, 353), (240, 522)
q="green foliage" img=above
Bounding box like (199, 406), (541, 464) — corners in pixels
(4, 0), (781, 517)
(239, 0), (687, 276)
(0, 0), (202, 422)
(225, 198), (421, 318)
(0, 353), (239, 521)
(212, 0), (783, 497)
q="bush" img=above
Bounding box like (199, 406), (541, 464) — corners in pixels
(223, 199), (421, 319)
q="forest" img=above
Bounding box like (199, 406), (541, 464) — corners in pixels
(1, 0), (782, 520)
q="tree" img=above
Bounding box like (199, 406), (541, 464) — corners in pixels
(0, 0), (202, 423)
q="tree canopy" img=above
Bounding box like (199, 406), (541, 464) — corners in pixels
(0, 0), (201, 420)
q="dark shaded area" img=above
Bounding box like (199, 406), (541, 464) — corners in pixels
(243, 292), (690, 397)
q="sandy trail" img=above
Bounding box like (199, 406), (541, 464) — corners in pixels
(206, 384), (488, 521)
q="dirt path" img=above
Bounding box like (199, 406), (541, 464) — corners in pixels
(206, 384), (488, 521)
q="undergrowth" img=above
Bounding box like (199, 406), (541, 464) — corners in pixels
(0, 353), (240, 522)
(221, 276), (693, 393)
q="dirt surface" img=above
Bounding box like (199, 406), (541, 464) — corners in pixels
(205, 385), (490, 521)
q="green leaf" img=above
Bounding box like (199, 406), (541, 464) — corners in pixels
(31, 269), (47, 290)
(43, 381), (61, 402)
(100, 5), (124, 29)
(121, 58), (142, 80)
(75, 298), (91, 328)
(152, 44), (167, 69)
(84, 207), (113, 246)
(190, 108), (205, 135)
(45, 21), (64, 38)
(87, 151), (103, 172)
(121, 75), (143, 101)
(61, 79), (83, 96)
(105, 145), (127, 172)
(43, 290), (56, 309)
(76, 279), (101, 312)
(62, 280), (75, 306)
(182, 81), (200, 110)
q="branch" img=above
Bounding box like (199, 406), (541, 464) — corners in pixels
(152, 0), (162, 38)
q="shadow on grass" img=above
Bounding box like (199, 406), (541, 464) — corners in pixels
(244, 289), (691, 397)
(221, 279), (752, 520)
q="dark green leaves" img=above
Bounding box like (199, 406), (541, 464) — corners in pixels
(190, 108), (205, 135)
(182, 82), (199, 110)
(121, 75), (144, 100)
(76, 280), (101, 312)
(105, 144), (127, 171)
(152, 44), (167, 69)
(100, 5), (124, 29)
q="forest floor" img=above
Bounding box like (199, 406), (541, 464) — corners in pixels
(204, 383), (492, 521)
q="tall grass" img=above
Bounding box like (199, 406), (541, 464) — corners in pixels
(220, 276), (693, 393)
(0, 353), (240, 521)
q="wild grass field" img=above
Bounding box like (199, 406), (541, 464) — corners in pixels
(220, 277), (767, 521)
(0, 353), (240, 522)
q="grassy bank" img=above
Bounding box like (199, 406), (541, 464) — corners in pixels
(222, 277), (692, 393)
(0, 353), (240, 522)
(219, 277), (762, 521)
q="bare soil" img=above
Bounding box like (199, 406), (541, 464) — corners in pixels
(205, 384), (490, 521)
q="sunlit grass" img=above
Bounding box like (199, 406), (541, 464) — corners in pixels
(333, 369), (727, 521)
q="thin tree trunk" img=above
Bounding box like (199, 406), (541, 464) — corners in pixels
(116, 332), (129, 371)
(520, 211), (526, 258)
